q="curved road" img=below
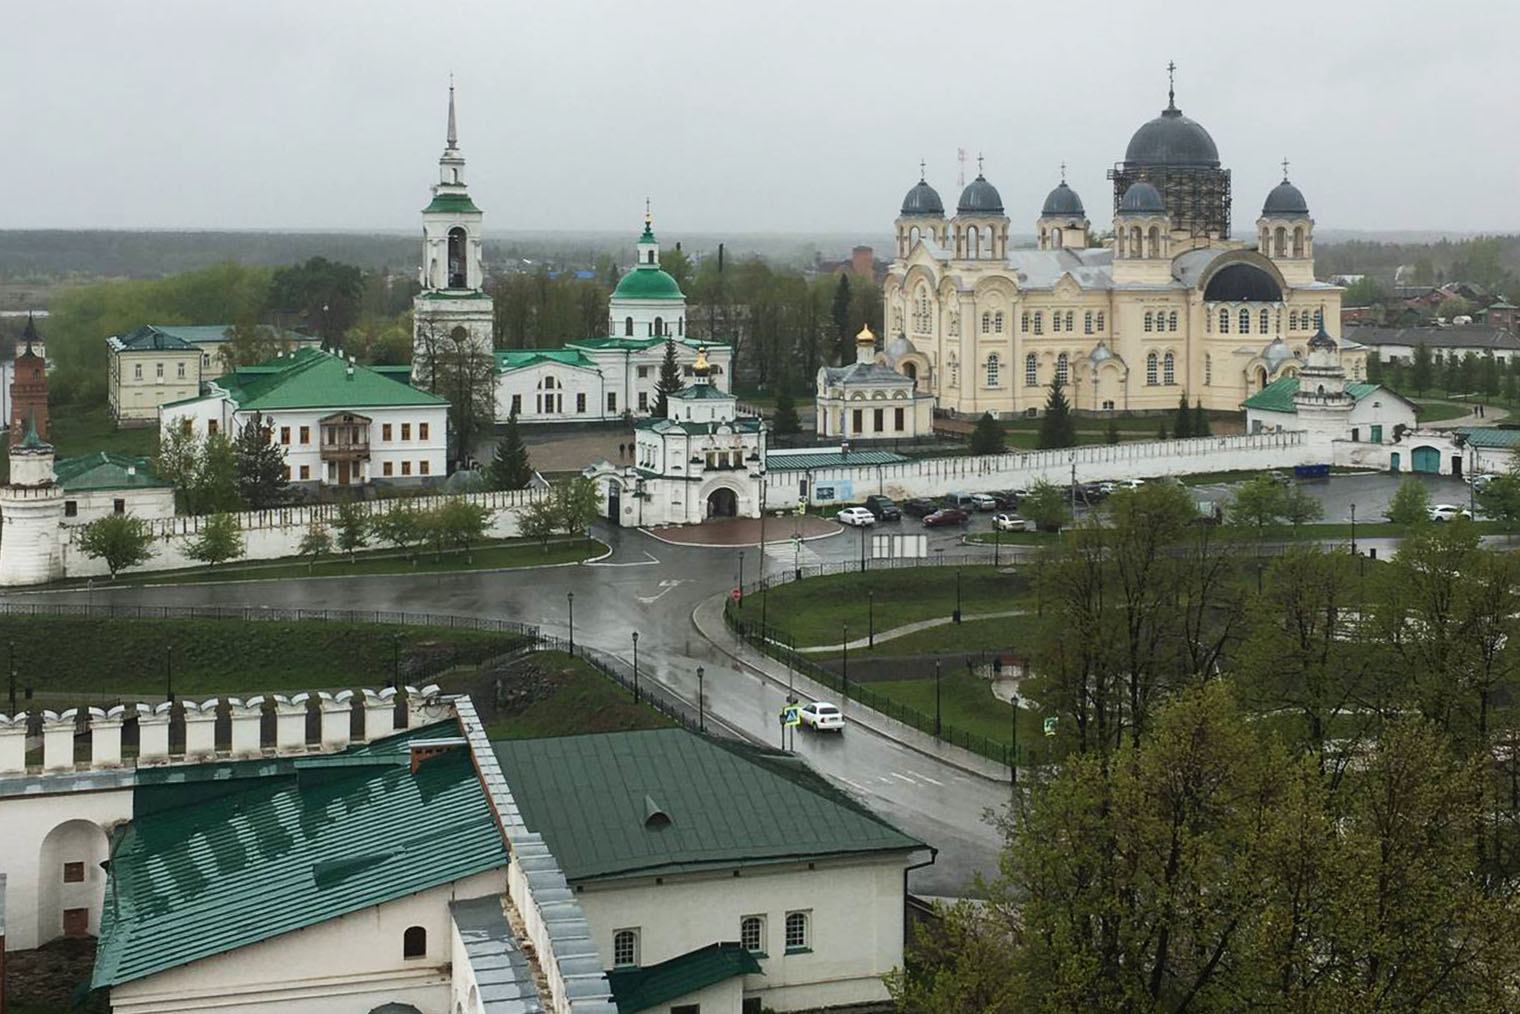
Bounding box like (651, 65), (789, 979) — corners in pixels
(8, 521), (1008, 896)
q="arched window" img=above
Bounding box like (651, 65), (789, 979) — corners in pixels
(1096, 311), (1105, 332)
(969, 229), (981, 259)
(447, 227), (467, 288)
(624, 317), (634, 337)
(986, 353), (1000, 388)
(1147, 226), (1160, 258)
(1052, 227), (1063, 248)
(1052, 311), (1062, 334)
(1033, 312), (1044, 336)
(1146, 352), (1158, 385)
(1314, 307), (1324, 329)
(1064, 310), (1074, 331)
(785, 912), (810, 952)
(1205, 353), (1213, 386)
(1163, 352), (1175, 385)
(908, 226), (920, 248)
(654, 316), (664, 337)
(1020, 311), (1030, 333)
(1084, 311), (1093, 334)
(1259, 309), (1269, 334)
(1239, 308), (1250, 334)
(981, 312), (991, 334)
(404, 926), (427, 959)
(1292, 226), (1305, 258)
(1025, 353), (1037, 387)
(1219, 308), (1230, 333)
(741, 916), (765, 954)
(1056, 353), (1069, 385)
(613, 929), (640, 968)
(994, 311), (1004, 334)
(1131, 226), (1143, 256)
(1288, 310), (1298, 331)
(1144, 311), (1154, 333)
(1168, 310), (1179, 332)
(1274, 226), (1287, 258)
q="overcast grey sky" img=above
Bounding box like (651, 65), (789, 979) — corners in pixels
(10, 0), (1518, 238)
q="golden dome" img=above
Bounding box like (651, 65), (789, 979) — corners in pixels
(693, 345), (710, 373)
(855, 324), (875, 346)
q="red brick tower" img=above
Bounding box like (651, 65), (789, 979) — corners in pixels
(10, 315), (48, 446)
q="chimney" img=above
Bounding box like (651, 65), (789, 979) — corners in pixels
(409, 737), (466, 773)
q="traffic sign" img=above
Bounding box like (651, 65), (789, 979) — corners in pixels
(781, 704), (802, 728)
(1043, 716), (1059, 737)
(731, 587), (742, 602)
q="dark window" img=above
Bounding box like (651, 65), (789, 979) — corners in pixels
(63, 862), (85, 883)
(852, 409), (863, 432)
(894, 407), (905, 430)
(511, 394), (522, 416)
(63, 908), (88, 937)
(637, 366), (650, 379)
(64, 501), (78, 518)
(672, 1006), (699, 1014)
(743, 999), (763, 1014)
(607, 393), (617, 412)
(577, 393), (587, 413)
(113, 499), (125, 515)
(403, 925), (427, 958)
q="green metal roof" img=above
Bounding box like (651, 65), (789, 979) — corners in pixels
(613, 267), (684, 302)
(108, 325), (204, 352)
(1241, 376), (1384, 413)
(16, 413), (47, 450)
(607, 943), (760, 1014)
(423, 192), (481, 215)
(567, 337), (726, 353)
(54, 453), (172, 492)
(212, 348), (447, 411)
(93, 723), (507, 988)
(765, 449), (909, 471)
(490, 729), (921, 882)
(1455, 426), (1520, 448)
(494, 349), (599, 372)
(634, 418), (763, 435)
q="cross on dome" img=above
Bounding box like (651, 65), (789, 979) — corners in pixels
(1059, 160), (1067, 183)
(919, 159), (926, 182)
(1281, 157), (1291, 180)
(977, 152), (984, 176)
(1166, 59), (1177, 109)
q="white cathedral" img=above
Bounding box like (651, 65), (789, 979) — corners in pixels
(408, 86), (730, 430)
(878, 72), (1365, 418)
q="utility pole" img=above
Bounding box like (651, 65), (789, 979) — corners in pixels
(631, 631), (640, 704)
(696, 666), (705, 733)
(567, 591), (575, 654)
(841, 623), (848, 699)
(1350, 503), (1357, 555)
(1010, 692), (1019, 789)
(166, 642), (174, 703)
(868, 590), (874, 649)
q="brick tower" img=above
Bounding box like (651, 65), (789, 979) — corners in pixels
(10, 315), (48, 445)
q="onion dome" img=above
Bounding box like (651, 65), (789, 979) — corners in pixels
(1308, 325), (1336, 351)
(613, 268), (683, 300)
(1262, 178), (1309, 217)
(884, 334), (916, 365)
(956, 174), (1004, 215)
(856, 324), (876, 348)
(1125, 92), (1220, 167)
(1117, 181), (1165, 215)
(1041, 181), (1085, 217)
(901, 179), (944, 217)
(1261, 337), (1295, 372)
(1088, 341), (1115, 367)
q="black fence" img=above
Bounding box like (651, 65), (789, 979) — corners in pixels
(536, 635), (714, 738)
(723, 601), (1022, 770)
(0, 601), (539, 637)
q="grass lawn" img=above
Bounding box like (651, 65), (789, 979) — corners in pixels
(1412, 399), (1470, 423)
(0, 615), (527, 701)
(48, 402), (158, 459)
(851, 613), (1043, 656)
(755, 566), (1031, 647)
(964, 530), (1060, 546)
(866, 667), (1047, 758)
(72, 537), (603, 588)
(465, 650), (675, 740)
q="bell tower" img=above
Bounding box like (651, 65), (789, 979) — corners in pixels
(412, 80), (496, 390)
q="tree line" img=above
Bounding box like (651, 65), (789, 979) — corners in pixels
(892, 482), (1520, 1012)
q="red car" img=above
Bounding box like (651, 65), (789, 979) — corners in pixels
(923, 507), (970, 527)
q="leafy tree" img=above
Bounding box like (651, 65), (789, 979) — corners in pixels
(1191, 398), (1211, 437)
(1437, 294), (1478, 321)
(552, 477), (603, 537)
(969, 412), (1006, 455)
(1477, 467), (1520, 532)
(653, 338), (685, 418)
(370, 500), (424, 561)
(1411, 341), (1433, 395)
(334, 500), (370, 561)
(296, 520), (331, 573)
(1282, 482), (1324, 529)
(518, 490), (560, 550)
(268, 256), (364, 340)
(1342, 275), (1390, 306)
(435, 499), (493, 561)
(197, 433), (242, 515)
(830, 273), (852, 362)
(486, 410), (534, 491)
(772, 390), (802, 437)
(660, 246), (694, 295)
(1037, 380), (1076, 449)
(1229, 475), (1288, 535)
(183, 512), (244, 568)
(414, 312), (495, 468)
(1386, 475), (1431, 526)
(234, 412), (291, 509)
(78, 514), (155, 579)
(216, 321), (287, 373)
(154, 422), (204, 514)
(1020, 479), (1068, 532)
(1172, 390), (1193, 439)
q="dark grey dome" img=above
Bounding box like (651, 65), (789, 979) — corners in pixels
(1262, 179), (1309, 217)
(901, 179), (944, 217)
(1204, 262), (1283, 302)
(1125, 104), (1220, 167)
(1041, 181), (1085, 217)
(956, 175), (1004, 215)
(1117, 181), (1164, 215)
(1308, 324), (1336, 350)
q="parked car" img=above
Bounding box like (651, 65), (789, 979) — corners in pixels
(993, 512), (1032, 532)
(836, 506), (876, 527)
(989, 490), (1022, 509)
(798, 701), (844, 732)
(1266, 470), (1292, 486)
(1193, 500), (1223, 525)
(945, 492), (978, 511)
(864, 495), (901, 521)
(1471, 472), (1501, 492)
(969, 492), (998, 511)
(924, 507), (971, 527)
(1429, 503), (1472, 522)
(1111, 478), (1144, 492)
(902, 497), (939, 518)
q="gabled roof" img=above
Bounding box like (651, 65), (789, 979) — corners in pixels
(1343, 326), (1520, 352)
(1242, 376), (1389, 414)
(634, 418), (763, 435)
(607, 943), (761, 1014)
(107, 325), (321, 351)
(106, 325), (203, 353)
(820, 361), (915, 386)
(495, 349), (599, 372)
(54, 452), (172, 492)
(490, 729), (921, 883)
(566, 337), (724, 353)
(1454, 427), (1520, 448)
(93, 724), (507, 988)
(668, 383), (732, 401)
(212, 348), (448, 411)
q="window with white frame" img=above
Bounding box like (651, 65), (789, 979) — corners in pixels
(1239, 308), (1250, 334)
(1025, 353), (1037, 387)
(1056, 353), (1069, 385)
(1084, 311), (1093, 334)
(741, 915), (766, 954)
(1021, 311), (1030, 333)
(1314, 307), (1324, 329)
(613, 929), (640, 968)
(784, 911), (810, 952)
(1259, 308), (1270, 334)
(1146, 352), (1158, 385)
(981, 312), (990, 334)
(1163, 352), (1175, 385)
(1219, 308), (1230, 333)
(949, 355), (959, 387)
(1096, 311), (1105, 331)
(994, 311), (1004, 334)
(986, 353), (1000, 387)
(1064, 310), (1074, 331)
(1205, 353), (1212, 386)
(1289, 310), (1299, 331)
(1144, 311), (1154, 333)
(1033, 311), (1043, 335)
(1169, 310), (1179, 332)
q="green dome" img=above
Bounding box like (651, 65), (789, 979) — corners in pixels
(613, 266), (684, 301)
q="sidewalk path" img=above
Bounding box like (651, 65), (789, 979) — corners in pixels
(1427, 402), (1509, 430)
(642, 515), (840, 548)
(796, 609), (1029, 653)
(691, 592), (1011, 782)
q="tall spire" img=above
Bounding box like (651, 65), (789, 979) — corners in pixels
(446, 75), (458, 149)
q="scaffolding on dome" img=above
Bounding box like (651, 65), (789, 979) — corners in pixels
(1108, 164), (1232, 240)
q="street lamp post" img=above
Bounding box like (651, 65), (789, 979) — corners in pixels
(631, 632), (640, 704)
(954, 569), (963, 624)
(841, 623), (848, 699)
(1350, 503), (1357, 555)
(7, 639), (14, 714)
(1010, 692), (1019, 789)
(392, 632), (400, 688)
(868, 590), (874, 649)
(859, 524), (867, 573)
(737, 551), (745, 609)
(696, 666), (705, 733)
(166, 643), (174, 703)
(567, 592), (575, 655)
(934, 659), (941, 738)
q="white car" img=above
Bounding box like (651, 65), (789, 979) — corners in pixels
(835, 506), (876, 527)
(798, 701), (844, 732)
(969, 492), (998, 511)
(1429, 503), (1472, 522)
(993, 513), (1031, 532)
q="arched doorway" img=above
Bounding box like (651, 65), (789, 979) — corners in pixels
(1412, 446), (1441, 473)
(1255, 367), (1268, 391)
(606, 481), (621, 522)
(1390, 451), (1401, 473)
(38, 819), (110, 943)
(706, 488), (738, 519)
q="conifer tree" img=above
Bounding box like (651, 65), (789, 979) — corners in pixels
(969, 412), (1006, 454)
(486, 409), (534, 490)
(1173, 391), (1193, 440)
(1192, 398), (1212, 437)
(235, 411), (291, 508)
(1037, 378), (1076, 449)
(831, 274), (852, 361)
(653, 338), (685, 417)
(772, 391), (802, 436)
(1105, 416), (1120, 444)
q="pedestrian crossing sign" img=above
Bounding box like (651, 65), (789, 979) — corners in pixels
(782, 704), (802, 727)
(1043, 716), (1058, 737)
